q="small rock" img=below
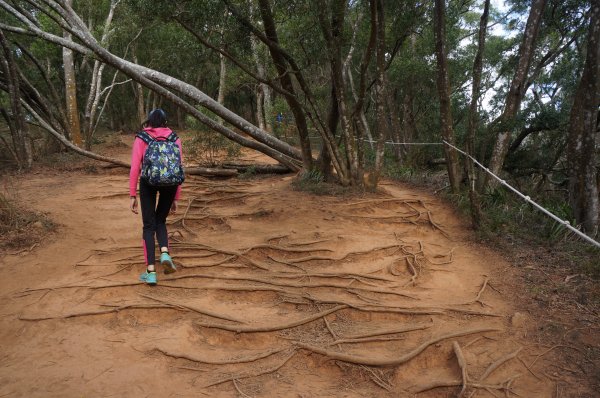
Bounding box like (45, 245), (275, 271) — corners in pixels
(32, 221), (44, 229)
(511, 312), (528, 327)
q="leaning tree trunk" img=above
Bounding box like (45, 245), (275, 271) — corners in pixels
(433, 0), (460, 194)
(484, 0), (546, 189)
(567, 0), (600, 234)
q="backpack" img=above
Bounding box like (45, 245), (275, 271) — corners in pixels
(136, 131), (185, 186)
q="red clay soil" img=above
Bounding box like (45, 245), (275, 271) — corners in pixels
(0, 136), (597, 397)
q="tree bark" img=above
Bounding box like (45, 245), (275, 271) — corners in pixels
(433, 0), (461, 194)
(368, 0), (387, 188)
(217, 10), (228, 126)
(484, 0), (546, 188)
(62, 0), (82, 147)
(466, 0), (490, 228)
(250, 19), (271, 132)
(567, 0), (600, 234)
(83, 0), (119, 149)
(342, 6), (373, 149)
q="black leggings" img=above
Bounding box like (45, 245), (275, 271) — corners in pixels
(139, 179), (178, 265)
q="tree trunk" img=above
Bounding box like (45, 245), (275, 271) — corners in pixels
(433, 0), (460, 193)
(217, 11), (228, 126)
(567, 0), (600, 234)
(368, 0), (387, 188)
(62, 0), (82, 147)
(83, 0), (118, 149)
(250, 28), (268, 131)
(398, 34), (418, 164)
(484, 0), (546, 188)
(466, 0), (490, 228)
(342, 6), (373, 150)
(257, 0), (313, 171)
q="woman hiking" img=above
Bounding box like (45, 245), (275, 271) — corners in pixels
(129, 109), (185, 285)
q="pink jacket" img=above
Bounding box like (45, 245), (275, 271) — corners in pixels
(129, 127), (183, 200)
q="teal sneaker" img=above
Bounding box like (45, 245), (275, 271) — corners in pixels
(160, 252), (176, 274)
(139, 271), (157, 285)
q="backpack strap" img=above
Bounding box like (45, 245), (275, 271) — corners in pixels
(166, 131), (179, 142)
(135, 131), (155, 144)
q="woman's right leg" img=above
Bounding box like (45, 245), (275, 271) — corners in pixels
(139, 180), (158, 272)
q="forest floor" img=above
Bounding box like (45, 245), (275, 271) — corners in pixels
(0, 131), (598, 397)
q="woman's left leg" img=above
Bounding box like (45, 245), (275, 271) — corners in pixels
(155, 186), (177, 249)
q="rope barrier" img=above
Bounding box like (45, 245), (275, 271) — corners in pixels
(363, 138), (600, 249)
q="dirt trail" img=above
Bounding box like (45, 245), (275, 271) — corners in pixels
(0, 137), (587, 397)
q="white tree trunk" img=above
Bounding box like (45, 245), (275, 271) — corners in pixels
(62, 0), (82, 147)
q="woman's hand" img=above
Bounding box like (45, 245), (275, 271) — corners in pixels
(130, 196), (138, 214)
(171, 200), (178, 214)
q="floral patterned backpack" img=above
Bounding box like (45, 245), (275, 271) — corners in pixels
(136, 131), (185, 186)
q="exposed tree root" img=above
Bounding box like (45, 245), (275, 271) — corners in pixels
(18, 303), (184, 321)
(285, 238), (333, 246)
(139, 294), (245, 323)
(239, 244), (334, 255)
(162, 273), (417, 299)
(479, 347), (523, 381)
(275, 271), (397, 283)
(339, 198), (428, 208)
(412, 377), (520, 395)
(269, 244), (400, 264)
(82, 192), (130, 200)
(151, 346), (286, 365)
(359, 365), (394, 391)
(458, 277), (491, 307)
(453, 341), (469, 397)
(232, 379), (253, 398)
(343, 323), (433, 340)
(296, 328), (500, 366)
(194, 305), (348, 333)
(202, 351), (297, 388)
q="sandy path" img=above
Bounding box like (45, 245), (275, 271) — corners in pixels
(0, 142), (565, 397)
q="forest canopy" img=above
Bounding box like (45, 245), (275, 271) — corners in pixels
(0, 0), (598, 234)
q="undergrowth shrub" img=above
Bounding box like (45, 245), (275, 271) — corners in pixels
(185, 115), (241, 165)
(0, 182), (55, 251)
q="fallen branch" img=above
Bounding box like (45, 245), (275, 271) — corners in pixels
(185, 167), (238, 177)
(220, 162), (291, 174)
